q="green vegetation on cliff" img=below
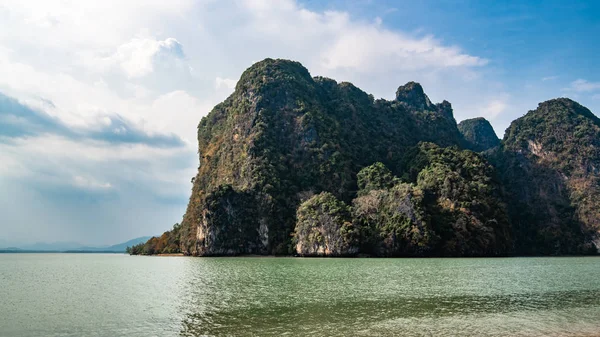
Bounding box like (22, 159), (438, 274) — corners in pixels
(294, 192), (358, 256)
(489, 98), (600, 254)
(131, 59), (599, 257)
(353, 143), (510, 257)
(458, 117), (500, 152)
(405, 143), (511, 256)
(170, 58), (463, 256)
(356, 162), (400, 196)
(126, 223), (181, 255)
(353, 179), (433, 256)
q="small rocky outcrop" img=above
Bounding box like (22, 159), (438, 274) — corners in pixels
(395, 81), (433, 111)
(354, 145), (511, 257)
(353, 182), (434, 256)
(294, 192), (359, 256)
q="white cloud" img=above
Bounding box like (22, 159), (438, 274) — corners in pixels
(482, 100), (508, 120)
(566, 79), (600, 93)
(542, 76), (558, 81)
(321, 29), (487, 73)
(145, 90), (215, 143)
(0, 0), (502, 244)
(0, 133), (194, 244)
(0, 134), (195, 199)
(215, 77), (237, 90)
(231, 0), (486, 75)
(73, 175), (112, 190)
(0, 0), (489, 140)
(108, 37), (186, 78)
(0, 0), (195, 49)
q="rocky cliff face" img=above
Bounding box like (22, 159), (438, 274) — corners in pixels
(294, 192), (358, 257)
(353, 144), (511, 257)
(133, 59), (600, 256)
(458, 117), (500, 152)
(176, 58), (463, 256)
(489, 98), (600, 254)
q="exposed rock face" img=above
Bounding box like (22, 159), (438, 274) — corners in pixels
(458, 117), (500, 152)
(352, 143), (512, 257)
(489, 98), (600, 254)
(355, 162), (400, 196)
(175, 58), (463, 256)
(133, 59), (600, 257)
(294, 192), (358, 256)
(395, 82), (433, 111)
(408, 144), (511, 256)
(193, 185), (269, 256)
(353, 182), (433, 256)
(352, 162), (433, 256)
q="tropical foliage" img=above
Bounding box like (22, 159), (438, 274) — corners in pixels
(458, 117), (500, 152)
(126, 223), (182, 255)
(489, 98), (600, 254)
(354, 144), (511, 257)
(293, 192), (358, 256)
(131, 59), (599, 257)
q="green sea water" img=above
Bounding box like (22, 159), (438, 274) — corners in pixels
(1, 254), (600, 336)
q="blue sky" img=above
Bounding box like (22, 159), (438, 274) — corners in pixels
(304, 0), (600, 130)
(0, 0), (598, 245)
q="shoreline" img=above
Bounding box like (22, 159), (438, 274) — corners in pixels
(132, 253), (600, 258)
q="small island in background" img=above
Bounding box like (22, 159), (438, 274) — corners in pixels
(130, 58), (600, 258)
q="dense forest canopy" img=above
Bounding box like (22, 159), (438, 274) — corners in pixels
(129, 59), (600, 257)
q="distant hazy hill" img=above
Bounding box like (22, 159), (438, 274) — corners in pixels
(102, 236), (153, 252)
(1, 236), (153, 253)
(17, 242), (84, 251)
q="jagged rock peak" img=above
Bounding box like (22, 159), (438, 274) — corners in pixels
(236, 58), (314, 91)
(535, 98), (600, 123)
(538, 97), (583, 109)
(395, 81), (434, 110)
(132, 56), (600, 257)
(436, 100), (454, 119)
(458, 117), (500, 152)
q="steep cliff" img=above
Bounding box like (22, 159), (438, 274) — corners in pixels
(352, 143), (511, 257)
(176, 58), (463, 256)
(294, 192), (358, 257)
(131, 59), (600, 257)
(489, 98), (600, 254)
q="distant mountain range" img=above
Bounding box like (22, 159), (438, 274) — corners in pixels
(0, 236), (153, 253)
